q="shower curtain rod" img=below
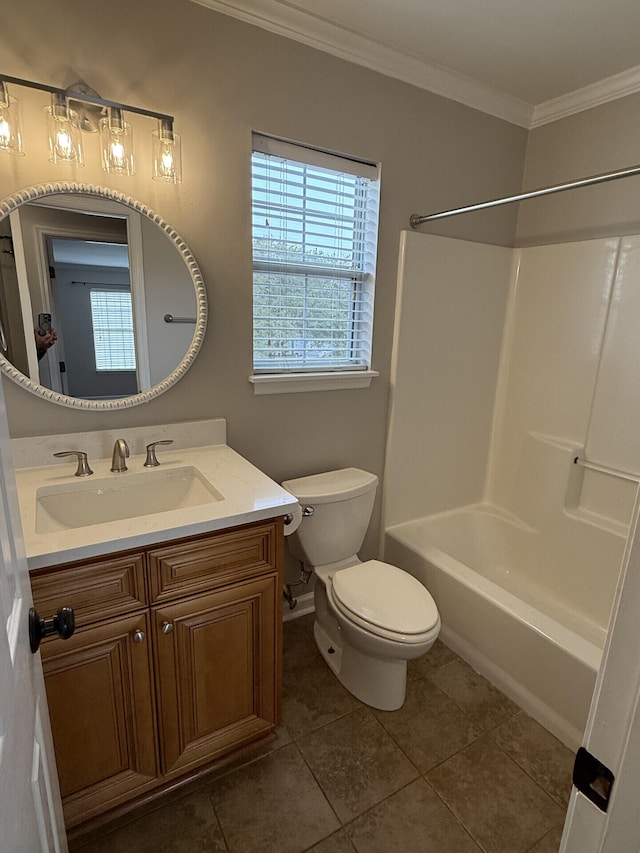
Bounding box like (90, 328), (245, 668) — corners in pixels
(409, 163), (640, 228)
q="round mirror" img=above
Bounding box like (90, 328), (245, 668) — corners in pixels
(0, 183), (206, 410)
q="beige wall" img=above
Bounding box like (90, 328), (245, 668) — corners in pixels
(1, 0), (527, 558)
(517, 93), (640, 245)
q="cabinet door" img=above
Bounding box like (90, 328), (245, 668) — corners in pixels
(154, 574), (280, 777)
(40, 612), (159, 828)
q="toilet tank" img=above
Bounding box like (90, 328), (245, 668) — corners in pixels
(282, 468), (378, 567)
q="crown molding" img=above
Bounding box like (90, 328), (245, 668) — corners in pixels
(531, 65), (640, 128)
(191, 0), (640, 130)
(190, 0), (533, 127)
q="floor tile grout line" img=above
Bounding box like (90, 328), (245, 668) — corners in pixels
(372, 673), (488, 774)
(485, 728), (573, 811)
(294, 706), (422, 828)
(299, 828), (358, 853)
(374, 721), (427, 778)
(203, 787), (232, 853)
(521, 818), (566, 853)
(370, 698), (463, 777)
(426, 736), (566, 853)
(208, 739), (341, 853)
(288, 702), (364, 744)
(422, 666), (521, 736)
(423, 773), (494, 853)
(342, 775), (471, 852)
(291, 737), (346, 837)
(352, 705), (423, 782)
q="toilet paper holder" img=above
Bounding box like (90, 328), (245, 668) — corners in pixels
(284, 505), (312, 525)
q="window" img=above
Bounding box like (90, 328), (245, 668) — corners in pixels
(250, 134), (380, 393)
(89, 289), (136, 371)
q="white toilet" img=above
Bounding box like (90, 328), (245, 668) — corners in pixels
(282, 467), (440, 711)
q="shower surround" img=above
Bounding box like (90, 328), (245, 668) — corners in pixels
(383, 231), (638, 747)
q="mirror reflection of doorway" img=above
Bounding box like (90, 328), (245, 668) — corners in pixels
(44, 237), (139, 399)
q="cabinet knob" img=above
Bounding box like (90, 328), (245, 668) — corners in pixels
(132, 629), (145, 643)
(161, 621), (174, 635)
(29, 606), (75, 653)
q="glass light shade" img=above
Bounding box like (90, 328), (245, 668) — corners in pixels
(0, 84), (24, 156)
(99, 108), (135, 175)
(45, 95), (84, 166)
(152, 120), (182, 183)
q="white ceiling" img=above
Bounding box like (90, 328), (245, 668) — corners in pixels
(191, 0), (640, 127)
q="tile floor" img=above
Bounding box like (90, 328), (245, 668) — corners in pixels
(72, 613), (574, 853)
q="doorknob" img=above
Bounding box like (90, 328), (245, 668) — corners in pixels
(29, 606), (75, 653)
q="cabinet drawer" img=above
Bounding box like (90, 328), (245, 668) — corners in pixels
(148, 520), (279, 603)
(30, 552), (147, 628)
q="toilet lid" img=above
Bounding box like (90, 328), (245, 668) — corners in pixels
(331, 560), (439, 635)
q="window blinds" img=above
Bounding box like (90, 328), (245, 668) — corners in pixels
(89, 289), (136, 371)
(252, 134), (379, 373)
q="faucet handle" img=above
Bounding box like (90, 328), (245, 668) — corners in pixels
(144, 440), (174, 468)
(53, 451), (94, 477)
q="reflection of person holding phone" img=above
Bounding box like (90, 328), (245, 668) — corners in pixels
(35, 313), (57, 361)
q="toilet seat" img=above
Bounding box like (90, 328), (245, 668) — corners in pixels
(330, 560), (440, 644)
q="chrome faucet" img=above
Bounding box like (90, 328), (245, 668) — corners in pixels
(110, 439), (130, 473)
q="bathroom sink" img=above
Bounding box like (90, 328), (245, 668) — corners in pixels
(35, 466), (224, 533)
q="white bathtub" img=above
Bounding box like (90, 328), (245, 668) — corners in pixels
(385, 503), (622, 749)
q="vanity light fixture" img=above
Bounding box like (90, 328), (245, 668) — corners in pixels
(0, 73), (180, 181)
(0, 80), (24, 155)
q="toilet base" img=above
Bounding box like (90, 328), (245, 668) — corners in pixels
(313, 619), (408, 711)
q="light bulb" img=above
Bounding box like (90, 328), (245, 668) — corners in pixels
(0, 117), (10, 147)
(99, 109), (135, 175)
(161, 147), (174, 174)
(57, 128), (72, 155)
(111, 140), (125, 164)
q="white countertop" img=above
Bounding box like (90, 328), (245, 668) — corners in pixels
(16, 442), (298, 570)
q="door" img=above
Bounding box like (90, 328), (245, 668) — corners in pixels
(0, 386), (67, 851)
(561, 489), (640, 851)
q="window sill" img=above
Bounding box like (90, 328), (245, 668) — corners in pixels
(249, 370), (379, 395)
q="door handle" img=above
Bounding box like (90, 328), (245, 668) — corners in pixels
(29, 606), (75, 653)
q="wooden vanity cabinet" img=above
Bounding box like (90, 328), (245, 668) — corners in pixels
(30, 518), (283, 830)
